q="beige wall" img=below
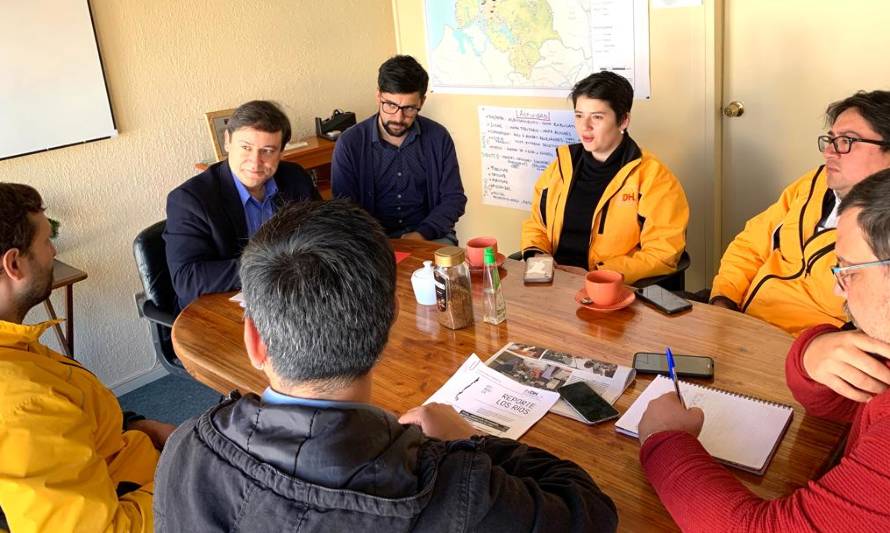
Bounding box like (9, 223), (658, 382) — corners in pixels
(392, 1), (720, 291)
(0, 0), (396, 388)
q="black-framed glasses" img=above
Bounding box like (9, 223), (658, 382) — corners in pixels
(831, 258), (890, 291)
(380, 100), (421, 117)
(818, 134), (890, 154)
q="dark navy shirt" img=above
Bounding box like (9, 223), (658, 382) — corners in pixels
(332, 114), (467, 240)
(370, 120), (429, 234)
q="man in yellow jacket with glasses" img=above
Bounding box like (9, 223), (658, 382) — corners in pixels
(710, 90), (890, 336)
(0, 183), (173, 532)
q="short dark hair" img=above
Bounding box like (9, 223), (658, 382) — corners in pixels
(826, 90), (890, 152)
(225, 100), (292, 147)
(839, 168), (890, 260)
(0, 183), (45, 258)
(240, 199), (397, 388)
(378, 55), (429, 96)
(570, 71), (634, 123)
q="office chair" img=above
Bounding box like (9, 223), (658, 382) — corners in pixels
(633, 250), (691, 291)
(132, 220), (189, 377)
(508, 250), (691, 291)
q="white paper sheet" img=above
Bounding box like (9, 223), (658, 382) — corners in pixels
(425, 354), (561, 440)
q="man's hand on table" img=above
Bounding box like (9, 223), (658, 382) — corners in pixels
(399, 403), (479, 441)
(638, 393), (704, 446)
(128, 419), (177, 450)
(400, 232), (425, 241)
(802, 330), (890, 402)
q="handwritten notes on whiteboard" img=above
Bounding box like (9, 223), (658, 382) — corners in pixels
(479, 106), (577, 211)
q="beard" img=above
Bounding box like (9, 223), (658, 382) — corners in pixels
(19, 266), (53, 316)
(382, 119), (410, 138)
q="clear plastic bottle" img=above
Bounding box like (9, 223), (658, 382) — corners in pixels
(482, 247), (507, 324)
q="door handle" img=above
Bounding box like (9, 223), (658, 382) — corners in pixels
(723, 101), (744, 118)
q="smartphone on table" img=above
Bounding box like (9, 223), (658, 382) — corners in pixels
(557, 382), (620, 425)
(635, 285), (692, 314)
(524, 255), (554, 284)
(632, 352), (714, 378)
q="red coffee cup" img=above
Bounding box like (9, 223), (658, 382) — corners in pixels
(466, 236), (498, 267)
(585, 270), (624, 306)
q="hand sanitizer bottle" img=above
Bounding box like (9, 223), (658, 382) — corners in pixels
(482, 247), (506, 325)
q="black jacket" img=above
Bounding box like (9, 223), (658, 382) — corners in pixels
(163, 161), (319, 309)
(154, 394), (618, 532)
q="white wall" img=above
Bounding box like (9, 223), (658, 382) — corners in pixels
(0, 0), (396, 388)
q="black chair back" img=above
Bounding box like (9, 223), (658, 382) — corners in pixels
(132, 220), (187, 376)
(133, 221), (176, 313)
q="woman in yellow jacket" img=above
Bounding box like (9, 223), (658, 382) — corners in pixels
(521, 72), (689, 284)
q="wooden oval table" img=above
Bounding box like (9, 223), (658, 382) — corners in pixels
(173, 240), (846, 532)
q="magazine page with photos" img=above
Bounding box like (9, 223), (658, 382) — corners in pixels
(484, 342), (636, 422)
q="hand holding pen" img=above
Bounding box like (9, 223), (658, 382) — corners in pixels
(637, 347), (703, 444)
(666, 347), (686, 408)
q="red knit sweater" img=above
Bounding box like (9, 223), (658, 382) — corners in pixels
(640, 324), (890, 532)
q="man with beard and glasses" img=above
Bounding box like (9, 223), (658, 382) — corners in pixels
(0, 183), (173, 533)
(635, 169), (890, 532)
(332, 55), (466, 245)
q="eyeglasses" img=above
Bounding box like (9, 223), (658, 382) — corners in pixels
(817, 134), (890, 154)
(831, 258), (890, 291)
(380, 100), (421, 117)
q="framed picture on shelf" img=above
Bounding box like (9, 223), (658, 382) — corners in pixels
(204, 108), (235, 161)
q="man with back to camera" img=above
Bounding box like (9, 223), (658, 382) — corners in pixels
(153, 199), (618, 532)
(709, 90), (890, 336)
(164, 100), (320, 310)
(637, 169), (890, 531)
(332, 55), (467, 245)
(0, 183), (174, 533)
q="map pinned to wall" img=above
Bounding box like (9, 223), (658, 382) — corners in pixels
(425, 0), (650, 98)
(479, 106), (577, 210)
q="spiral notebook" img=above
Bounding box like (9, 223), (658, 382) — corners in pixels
(615, 375), (794, 475)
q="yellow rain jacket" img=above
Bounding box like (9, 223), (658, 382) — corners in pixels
(0, 320), (157, 533)
(521, 143), (689, 284)
(711, 166), (845, 336)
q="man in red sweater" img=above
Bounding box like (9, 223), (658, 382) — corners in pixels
(637, 168), (890, 532)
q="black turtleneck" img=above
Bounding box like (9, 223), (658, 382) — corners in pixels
(554, 135), (638, 269)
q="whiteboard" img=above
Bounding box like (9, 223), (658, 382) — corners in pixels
(0, 0), (116, 160)
(479, 106), (577, 211)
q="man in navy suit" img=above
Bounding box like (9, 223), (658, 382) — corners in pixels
(164, 100), (320, 309)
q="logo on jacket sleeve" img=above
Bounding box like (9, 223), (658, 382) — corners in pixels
(622, 192), (638, 202)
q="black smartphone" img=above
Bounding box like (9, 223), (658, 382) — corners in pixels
(635, 285), (692, 314)
(557, 382), (620, 425)
(632, 352), (715, 378)
(524, 255), (554, 284)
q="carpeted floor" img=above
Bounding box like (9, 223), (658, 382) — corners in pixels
(118, 374), (223, 426)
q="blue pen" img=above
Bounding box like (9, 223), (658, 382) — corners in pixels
(666, 347), (686, 408)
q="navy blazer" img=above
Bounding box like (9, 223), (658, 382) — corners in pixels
(164, 161), (320, 309)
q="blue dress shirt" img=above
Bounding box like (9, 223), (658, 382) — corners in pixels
(231, 170), (279, 237)
(261, 387), (368, 410)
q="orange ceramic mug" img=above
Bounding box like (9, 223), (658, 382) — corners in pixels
(585, 270), (624, 306)
(466, 236), (498, 267)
